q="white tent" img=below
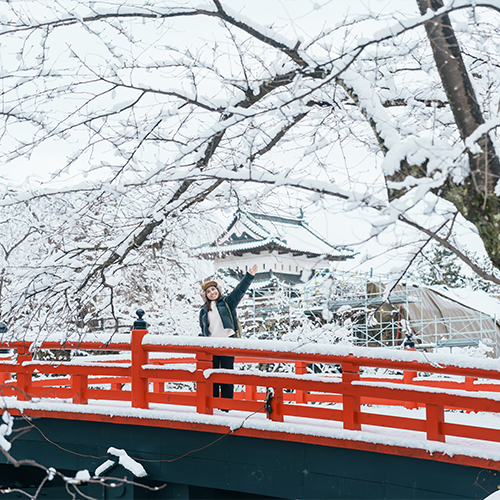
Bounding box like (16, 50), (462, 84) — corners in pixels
(396, 284), (500, 355)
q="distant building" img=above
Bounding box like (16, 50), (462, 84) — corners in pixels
(195, 209), (354, 285)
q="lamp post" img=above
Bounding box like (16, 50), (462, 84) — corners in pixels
(0, 322), (8, 354)
(403, 332), (415, 349)
(133, 309), (147, 330)
(131, 309), (148, 409)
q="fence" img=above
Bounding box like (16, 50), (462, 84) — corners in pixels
(2, 327), (500, 445)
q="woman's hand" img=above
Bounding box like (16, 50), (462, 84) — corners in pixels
(248, 264), (258, 276)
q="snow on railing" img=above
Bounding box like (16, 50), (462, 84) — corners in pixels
(2, 326), (500, 446)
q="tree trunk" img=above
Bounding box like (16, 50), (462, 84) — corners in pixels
(416, 0), (500, 268)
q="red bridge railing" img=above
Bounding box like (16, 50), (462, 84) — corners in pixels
(2, 326), (500, 446)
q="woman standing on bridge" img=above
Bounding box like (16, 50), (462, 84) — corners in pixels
(199, 265), (257, 402)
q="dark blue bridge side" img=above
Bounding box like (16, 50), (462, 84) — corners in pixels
(0, 415), (497, 499)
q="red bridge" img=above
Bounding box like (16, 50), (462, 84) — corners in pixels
(1, 323), (500, 499)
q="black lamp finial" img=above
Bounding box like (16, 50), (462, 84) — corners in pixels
(403, 332), (415, 349)
(133, 309), (147, 330)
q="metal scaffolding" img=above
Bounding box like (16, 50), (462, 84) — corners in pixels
(241, 271), (499, 354)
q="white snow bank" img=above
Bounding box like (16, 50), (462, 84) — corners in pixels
(75, 470), (91, 482)
(108, 447), (147, 478)
(0, 411), (13, 452)
(143, 363), (195, 373)
(95, 460), (115, 477)
(65, 469), (91, 484)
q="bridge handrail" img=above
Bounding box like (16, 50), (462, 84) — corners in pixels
(4, 332), (500, 375)
(2, 329), (500, 445)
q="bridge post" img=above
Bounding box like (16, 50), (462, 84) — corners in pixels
(342, 361), (361, 430)
(196, 351), (213, 415)
(111, 381), (122, 391)
(245, 383), (258, 401)
(403, 368), (418, 409)
(269, 387), (284, 422)
(131, 309), (148, 409)
(464, 377), (476, 413)
(16, 343), (32, 401)
(153, 380), (165, 393)
(295, 361), (308, 404)
(464, 376), (476, 390)
(0, 324), (10, 384)
(72, 374), (88, 404)
(403, 339), (419, 409)
(426, 403), (445, 442)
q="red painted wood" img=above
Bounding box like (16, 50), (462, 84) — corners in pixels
(342, 362), (361, 430)
(295, 361), (308, 404)
(16, 344), (32, 401)
(195, 351), (213, 415)
(270, 387), (284, 422)
(85, 388), (130, 401)
(245, 384), (258, 400)
(4, 332), (500, 458)
(403, 369), (419, 409)
(29, 387), (73, 399)
(71, 374), (88, 404)
(443, 421), (500, 442)
(359, 412), (427, 433)
(282, 403), (343, 422)
(426, 404), (445, 442)
(131, 329), (148, 408)
(148, 392), (196, 406)
(25, 364), (131, 377)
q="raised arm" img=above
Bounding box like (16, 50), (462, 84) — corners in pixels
(225, 265), (258, 308)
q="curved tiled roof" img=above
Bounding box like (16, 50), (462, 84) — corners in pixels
(195, 209), (354, 260)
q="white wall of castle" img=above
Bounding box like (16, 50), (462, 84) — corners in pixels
(214, 250), (331, 276)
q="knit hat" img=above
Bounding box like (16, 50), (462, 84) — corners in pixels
(201, 280), (218, 292)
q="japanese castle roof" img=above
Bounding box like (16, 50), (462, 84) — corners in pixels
(196, 210), (354, 260)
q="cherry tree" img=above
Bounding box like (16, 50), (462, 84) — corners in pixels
(1, 0), (500, 334)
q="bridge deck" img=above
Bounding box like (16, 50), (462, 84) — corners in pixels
(5, 394), (500, 468)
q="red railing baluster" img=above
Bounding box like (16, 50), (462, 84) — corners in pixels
(295, 361), (308, 404)
(0, 349), (11, 385)
(270, 386), (284, 422)
(245, 384), (258, 401)
(196, 351), (213, 415)
(464, 376), (475, 390)
(342, 361), (361, 431)
(403, 367), (418, 409)
(426, 403), (445, 442)
(464, 377), (476, 413)
(154, 381), (165, 393)
(72, 374), (88, 404)
(16, 343), (32, 401)
(111, 382), (122, 391)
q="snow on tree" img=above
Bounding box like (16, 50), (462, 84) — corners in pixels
(1, 0), (500, 335)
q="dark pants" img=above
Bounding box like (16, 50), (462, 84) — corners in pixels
(212, 355), (234, 399)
